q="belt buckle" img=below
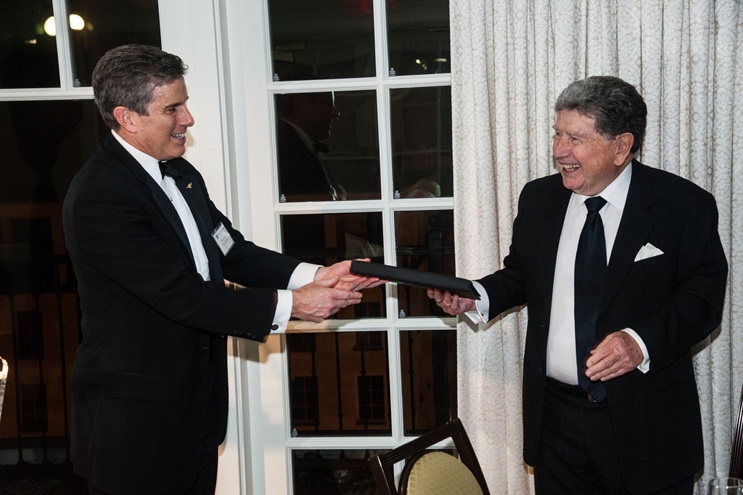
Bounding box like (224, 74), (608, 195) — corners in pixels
(586, 392), (598, 403)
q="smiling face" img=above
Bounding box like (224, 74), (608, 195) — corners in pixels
(114, 77), (194, 161)
(552, 109), (633, 196)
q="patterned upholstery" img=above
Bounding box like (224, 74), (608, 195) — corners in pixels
(402, 451), (484, 495)
(368, 419), (490, 495)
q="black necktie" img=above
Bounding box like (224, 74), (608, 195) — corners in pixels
(574, 196), (608, 402)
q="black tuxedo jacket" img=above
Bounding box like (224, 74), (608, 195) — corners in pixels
(477, 161), (727, 493)
(63, 134), (301, 494)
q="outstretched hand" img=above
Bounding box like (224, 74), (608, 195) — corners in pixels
(314, 259), (385, 292)
(427, 288), (476, 315)
(291, 276), (363, 322)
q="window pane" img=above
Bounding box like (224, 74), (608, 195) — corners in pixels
(0, 0), (59, 88)
(276, 90), (380, 202)
(400, 330), (457, 435)
(268, 0), (375, 81)
(292, 448), (381, 494)
(390, 86), (452, 199)
(0, 100), (108, 292)
(387, 0), (450, 76)
(0, 99), (105, 464)
(287, 332), (391, 436)
(281, 212), (385, 318)
(67, 0), (161, 86)
(395, 210), (454, 317)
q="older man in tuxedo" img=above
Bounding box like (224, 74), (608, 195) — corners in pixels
(63, 44), (377, 495)
(429, 76), (727, 494)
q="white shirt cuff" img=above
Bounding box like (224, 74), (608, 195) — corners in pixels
(288, 262), (321, 289)
(463, 281), (489, 324)
(622, 328), (650, 373)
(271, 263), (320, 333)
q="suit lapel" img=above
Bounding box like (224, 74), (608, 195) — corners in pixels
(168, 159), (224, 281)
(600, 162), (657, 316)
(103, 136), (194, 263)
(538, 181), (572, 310)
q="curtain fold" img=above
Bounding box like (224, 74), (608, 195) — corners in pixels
(450, 1), (743, 492)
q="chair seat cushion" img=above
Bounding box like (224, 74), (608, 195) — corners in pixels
(403, 451), (484, 495)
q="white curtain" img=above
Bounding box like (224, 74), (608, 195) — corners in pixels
(450, 1), (743, 493)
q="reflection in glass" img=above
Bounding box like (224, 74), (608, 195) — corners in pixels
(0, 99), (107, 466)
(267, 0), (375, 81)
(400, 330), (457, 435)
(390, 86), (452, 198)
(0, 0), (59, 88)
(395, 210), (454, 317)
(0, 100), (108, 290)
(281, 212), (385, 318)
(387, 0), (450, 76)
(276, 90), (380, 202)
(292, 448), (382, 494)
(287, 332), (391, 436)
(66, 0), (161, 86)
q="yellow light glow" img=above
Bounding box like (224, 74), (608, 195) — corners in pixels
(43, 14), (86, 36)
(43, 16), (56, 37)
(69, 14), (85, 31)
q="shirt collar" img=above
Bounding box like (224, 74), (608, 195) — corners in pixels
(571, 161), (633, 212)
(111, 130), (162, 184)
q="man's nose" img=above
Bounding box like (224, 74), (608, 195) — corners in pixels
(180, 106), (195, 127)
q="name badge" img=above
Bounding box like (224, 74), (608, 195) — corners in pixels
(211, 222), (235, 256)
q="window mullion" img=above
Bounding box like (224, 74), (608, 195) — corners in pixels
(51, 0), (74, 90)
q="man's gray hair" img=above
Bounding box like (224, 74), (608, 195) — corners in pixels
(92, 44), (187, 129)
(555, 76), (647, 154)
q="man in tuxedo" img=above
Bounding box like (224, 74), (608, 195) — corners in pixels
(276, 91), (346, 201)
(63, 44), (377, 495)
(429, 76), (727, 494)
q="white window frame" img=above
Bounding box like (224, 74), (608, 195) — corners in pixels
(218, 1), (455, 494)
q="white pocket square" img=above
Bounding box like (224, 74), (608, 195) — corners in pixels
(634, 243), (664, 262)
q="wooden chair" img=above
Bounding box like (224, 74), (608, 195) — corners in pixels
(368, 418), (490, 495)
(730, 382), (743, 479)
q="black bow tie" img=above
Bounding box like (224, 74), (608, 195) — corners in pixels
(159, 161), (182, 180)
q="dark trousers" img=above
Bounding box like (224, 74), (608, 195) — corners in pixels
(87, 446), (218, 495)
(534, 380), (693, 495)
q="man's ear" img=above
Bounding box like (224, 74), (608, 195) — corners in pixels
(613, 132), (634, 166)
(113, 106), (137, 132)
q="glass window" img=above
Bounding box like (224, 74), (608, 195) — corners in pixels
(281, 212), (386, 319)
(0, 0), (59, 88)
(67, 0), (161, 86)
(400, 330), (457, 435)
(390, 86), (453, 199)
(386, 0), (451, 76)
(267, 0), (376, 81)
(291, 448), (381, 494)
(0, 99), (108, 466)
(0, 0), (160, 89)
(287, 332), (391, 437)
(275, 90), (380, 202)
(395, 210), (454, 317)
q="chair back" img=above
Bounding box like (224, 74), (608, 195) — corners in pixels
(730, 382), (743, 479)
(368, 418), (490, 495)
